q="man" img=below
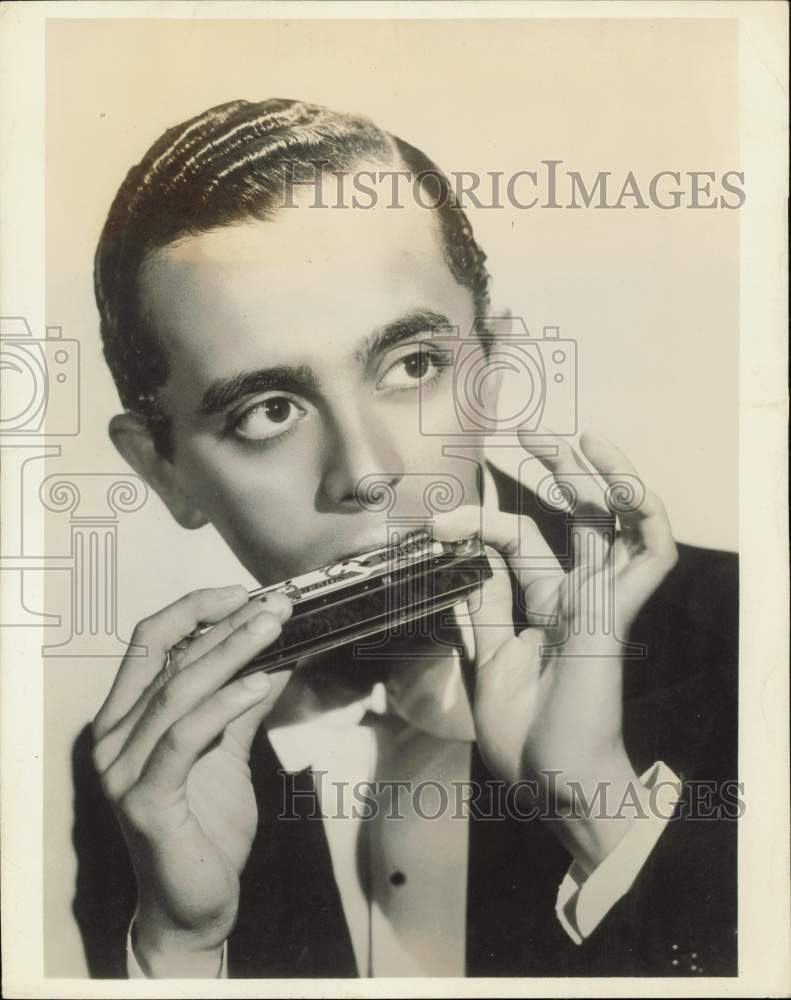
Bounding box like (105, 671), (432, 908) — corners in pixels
(72, 98), (738, 978)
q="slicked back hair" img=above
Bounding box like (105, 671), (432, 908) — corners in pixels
(95, 98), (491, 458)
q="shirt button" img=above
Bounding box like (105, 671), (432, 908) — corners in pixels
(390, 870), (407, 886)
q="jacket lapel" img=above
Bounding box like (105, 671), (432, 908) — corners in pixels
(229, 725), (357, 977)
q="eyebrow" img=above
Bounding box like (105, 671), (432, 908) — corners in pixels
(199, 366), (320, 417)
(355, 309), (454, 368)
(197, 308), (454, 418)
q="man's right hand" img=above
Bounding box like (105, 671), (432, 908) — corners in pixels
(91, 586), (293, 977)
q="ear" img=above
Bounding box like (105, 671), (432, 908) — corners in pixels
(108, 412), (209, 530)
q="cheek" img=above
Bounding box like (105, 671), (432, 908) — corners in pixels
(410, 440), (484, 512)
(176, 432), (324, 563)
(384, 413), (484, 512)
(379, 381), (484, 508)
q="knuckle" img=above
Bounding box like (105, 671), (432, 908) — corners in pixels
(190, 587), (217, 613)
(151, 679), (179, 715)
(91, 735), (114, 775)
(654, 540), (679, 576)
(214, 683), (245, 714)
(118, 786), (153, 830)
(191, 586), (231, 616)
(161, 721), (193, 756)
(99, 762), (128, 803)
(166, 645), (187, 673)
(91, 708), (109, 741)
(130, 617), (158, 653)
(237, 611), (280, 641)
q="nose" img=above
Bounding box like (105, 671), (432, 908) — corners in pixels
(319, 402), (405, 510)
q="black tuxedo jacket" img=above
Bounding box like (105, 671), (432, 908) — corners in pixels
(71, 467), (738, 977)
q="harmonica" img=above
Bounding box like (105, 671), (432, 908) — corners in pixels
(174, 532), (492, 677)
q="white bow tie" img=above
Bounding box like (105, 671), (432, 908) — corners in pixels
(265, 611), (477, 773)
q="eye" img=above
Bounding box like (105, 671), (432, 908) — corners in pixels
(376, 346), (451, 392)
(231, 394), (308, 442)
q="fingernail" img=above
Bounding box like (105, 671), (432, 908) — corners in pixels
(218, 585), (247, 602)
(246, 609), (280, 637)
(242, 670), (272, 691)
(256, 593), (293, 624)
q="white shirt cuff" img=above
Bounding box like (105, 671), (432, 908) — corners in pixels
(555, 760), (683, 945)
(126, 915), (228, 978)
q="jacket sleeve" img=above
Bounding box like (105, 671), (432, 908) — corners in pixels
(564, 544), (740, 976)
(71, 724), (137, 978)
(562, 785), (738, 975)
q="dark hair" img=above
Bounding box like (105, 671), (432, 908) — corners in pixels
(94, 98), (491, 458)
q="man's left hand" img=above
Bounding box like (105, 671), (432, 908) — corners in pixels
(433, 429), (679, 872)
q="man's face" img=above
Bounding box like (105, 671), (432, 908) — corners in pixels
(138, 176), (487, 586)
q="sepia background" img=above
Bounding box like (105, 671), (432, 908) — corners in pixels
(40, 17), (738, 975)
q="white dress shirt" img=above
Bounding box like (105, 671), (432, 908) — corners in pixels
(127, 634), (681, 978)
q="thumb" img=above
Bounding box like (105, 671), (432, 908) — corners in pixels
(467, 545), (518, 669)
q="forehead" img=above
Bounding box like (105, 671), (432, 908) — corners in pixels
(139, 186), (473, 389)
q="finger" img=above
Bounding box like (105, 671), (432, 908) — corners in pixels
(517, 428), (610, 516)
(100, 607), (287, 787)
(433, 505), (563, 589)
(578, 431), (676, 559)
(434, 507), (566, 644)
(94, 586), (249, 738)
(465, 546), (518, 668)
(224, 670), (296, 756)
(138, 670), (280, 799)
(94, 593), (293, 767)
(518, 429), (617, 577)
(170, 591), (293, 672)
